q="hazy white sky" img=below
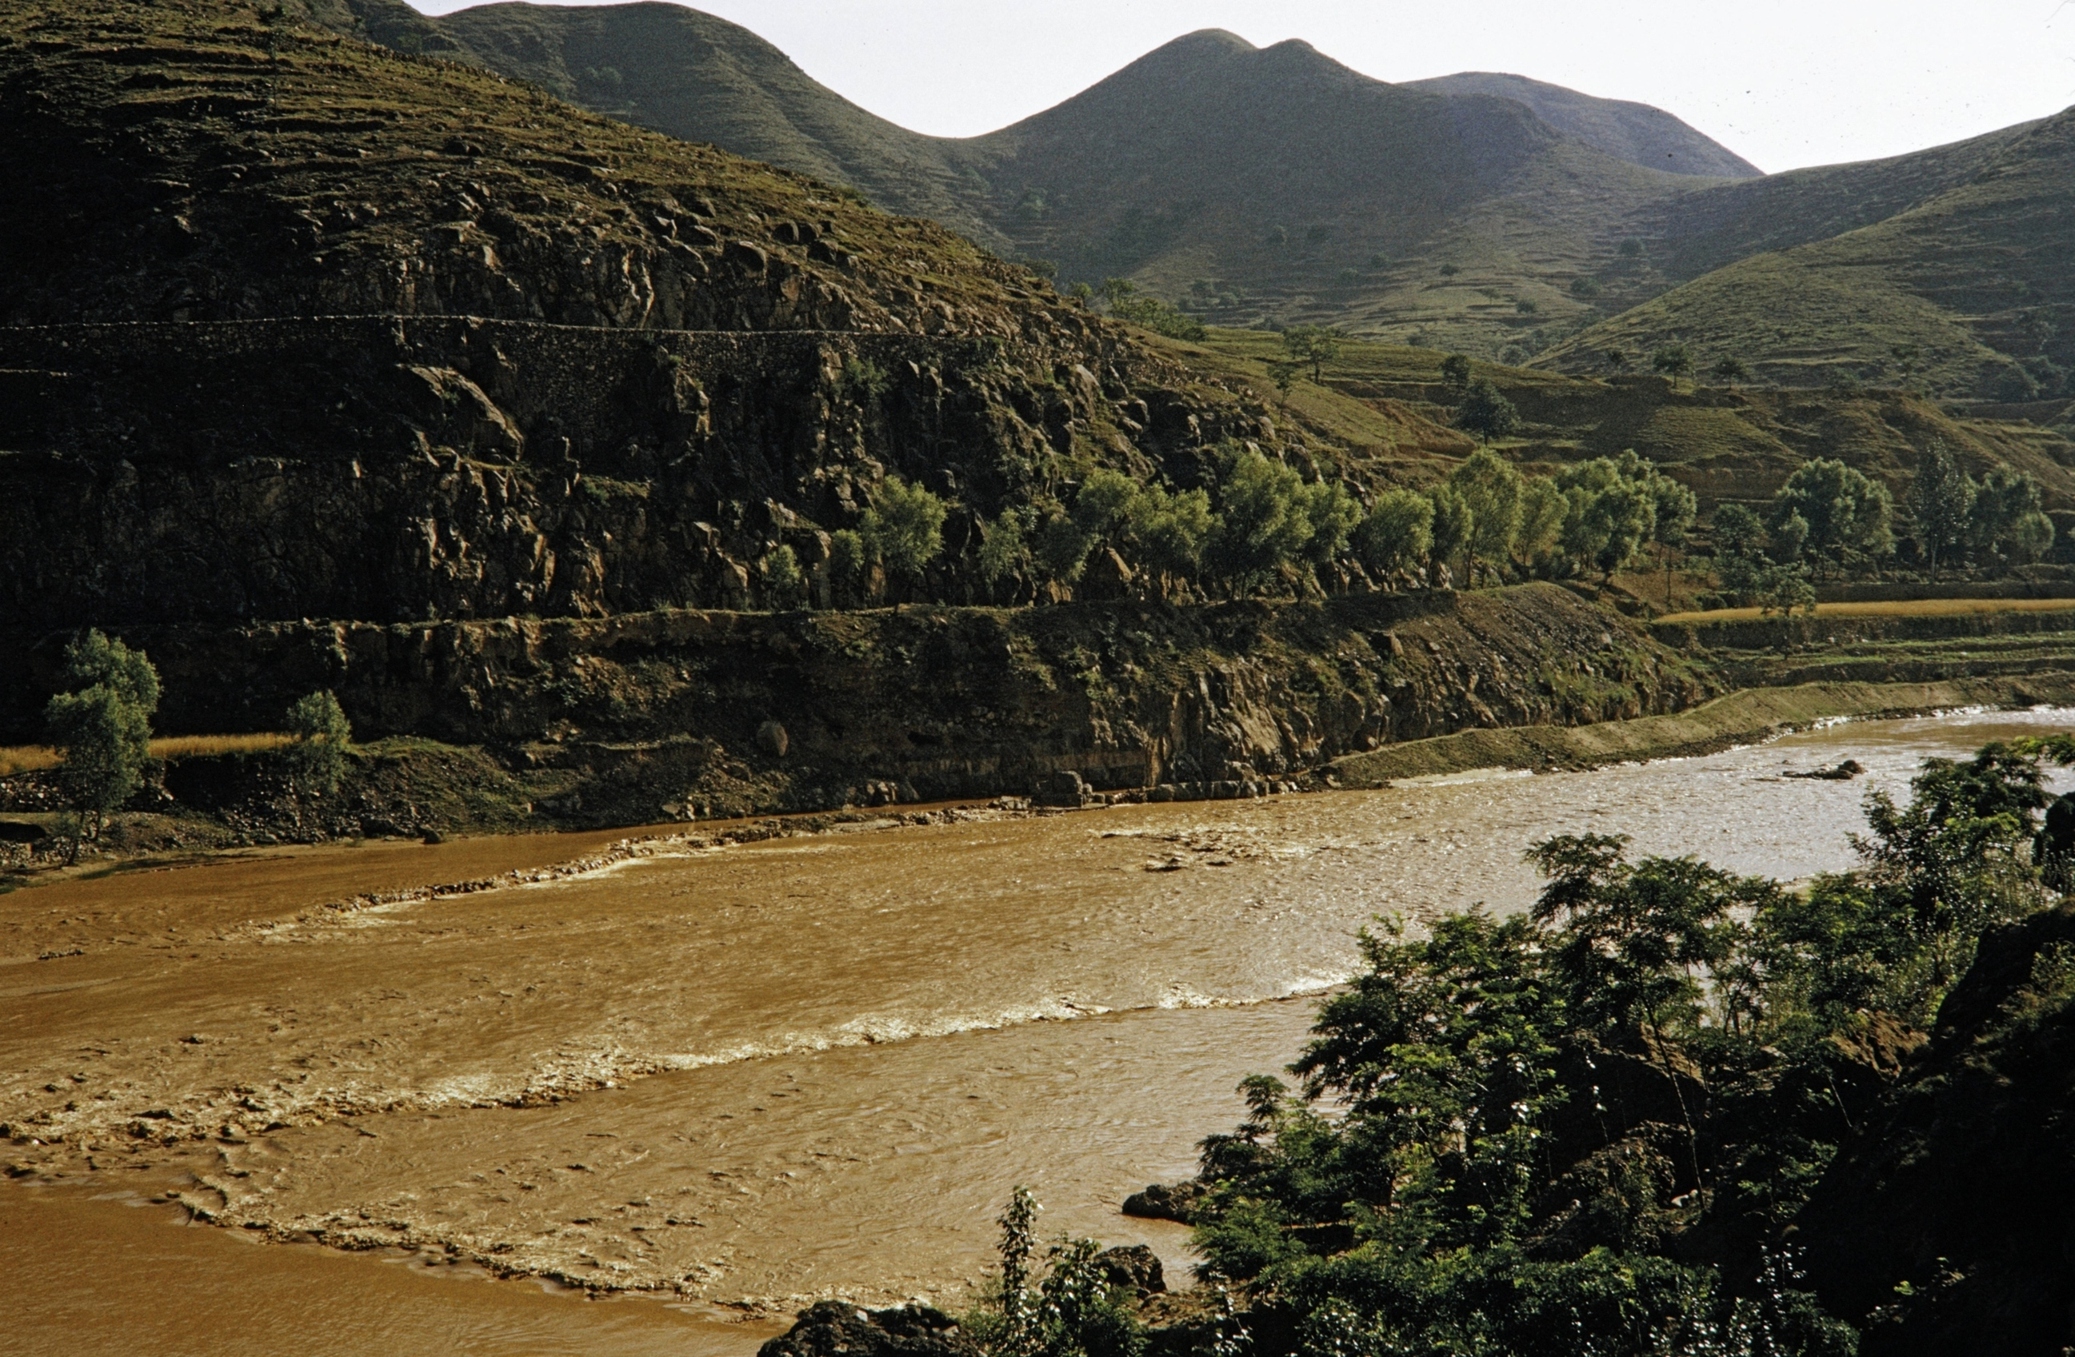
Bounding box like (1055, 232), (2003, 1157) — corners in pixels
(406, 1), (2075, 173)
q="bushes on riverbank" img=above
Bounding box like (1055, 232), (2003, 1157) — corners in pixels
(1165, 737), (2075, 1354)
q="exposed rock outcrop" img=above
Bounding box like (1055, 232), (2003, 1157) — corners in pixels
(0, 586), (1713, 818)
(759, 1302), (979, 1357)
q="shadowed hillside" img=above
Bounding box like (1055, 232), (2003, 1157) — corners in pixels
(0, 0), (1360, 630)
(1404, 71), (1761, 179)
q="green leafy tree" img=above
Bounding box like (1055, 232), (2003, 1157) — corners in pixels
(759, 544), (807, 610)
(1448, 448), (1524, 586)
(1356, 489), (1435, 585)
(1281, 325), (1343, 383)
(1770, 458), (1893, 578)
(1651, 343), (1695, 385)
(1968, 467), (2044, 567)
(827, 528), (869, 607)
(1511, 475), (1568, 575)
(1426, 484), (1474, 586)
(860, 476), (947, 599)
(2012, 509), (2057, 565)
(1711, 502), (1771, 603)
(1758, 562), (1817, 617)
(1711, 356), (1750, 388)
(1265, 359), (1300, 405)
(1552, 457), (1659, 581)
(1604, 346), (1632, 373)
(283, 690), (352, 835)
(44, 630), (160, 862)
(1295, 479), (1361, 570)
(1176, 732), (2072, 1354)
(1455, 378), (1520, 442)
(1438, 352), (1473, 392)
(1907, 440), (1976, 579)
(1208, 450), (1320, 592)
(979, 510), (1033, 599)
(1124, 483), (1215, 583)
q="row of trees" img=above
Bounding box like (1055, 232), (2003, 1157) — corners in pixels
(754, 441), (1701, 611)
(1709, 445), (2057, 608)
(36, 631), (353, 860)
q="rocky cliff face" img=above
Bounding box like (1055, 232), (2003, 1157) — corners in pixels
(1, 584), (1713, 818)
(0, 1), (1413, 632)
(0, 317), (1275, 629)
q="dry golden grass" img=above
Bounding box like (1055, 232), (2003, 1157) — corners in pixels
(0, 733), (292, 776)
(0, 746), (60, 776)
(150, 733), (293, 759)
(1660, 597), (2075, 625)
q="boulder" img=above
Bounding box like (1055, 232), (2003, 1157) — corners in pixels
(1121, 1180), (1206, 1224)
(757, 720), (790, 758)
(1037, 769), (1090, 808)
(1093, 1244), (1166, 1296)
(758, 1302), (979, 1357)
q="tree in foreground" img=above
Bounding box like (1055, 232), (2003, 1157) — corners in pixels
(44, 630), (160, 863)
(1177, 737), (2064, 1356)
(283, 690), (352, 836)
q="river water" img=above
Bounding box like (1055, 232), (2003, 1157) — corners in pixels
(5, 708), (2071, 1355)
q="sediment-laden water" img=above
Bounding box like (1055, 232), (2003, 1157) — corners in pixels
(5, 709), (2071, 1355)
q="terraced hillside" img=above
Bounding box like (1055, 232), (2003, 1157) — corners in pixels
(3, 0), (1421, 631)
(299, 3), (1761, 356)
(1181, 330), (2075, 514)
(1550, 109), (2075, 402)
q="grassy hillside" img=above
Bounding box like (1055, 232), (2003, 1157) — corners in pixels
(284, 3), (2075, 388)
(1186, 328), (2075, 511)
(1547, 109), (2075, 403)
(1403, 71), (1761, 180)
(395, 0), (1007, 250)
(301, 6), (1747, 357)
(0, 0), (1058, 331)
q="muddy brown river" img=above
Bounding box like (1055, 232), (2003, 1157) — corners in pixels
(6, 709), (2072, 1355)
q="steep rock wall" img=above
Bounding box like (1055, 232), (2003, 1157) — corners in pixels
(2, 585), (1714, 816)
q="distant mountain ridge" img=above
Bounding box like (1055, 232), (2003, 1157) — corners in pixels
(306, 0), (2074, 403)
(1403, 71), (1762, 180)
(312, 3), (1757, 350)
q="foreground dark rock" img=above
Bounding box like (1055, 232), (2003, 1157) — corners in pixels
(759, 1302), (979, 1357)
(1795, 906), (2075, 1356)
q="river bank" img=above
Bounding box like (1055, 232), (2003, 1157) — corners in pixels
(7, 707), (2071, 1353)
